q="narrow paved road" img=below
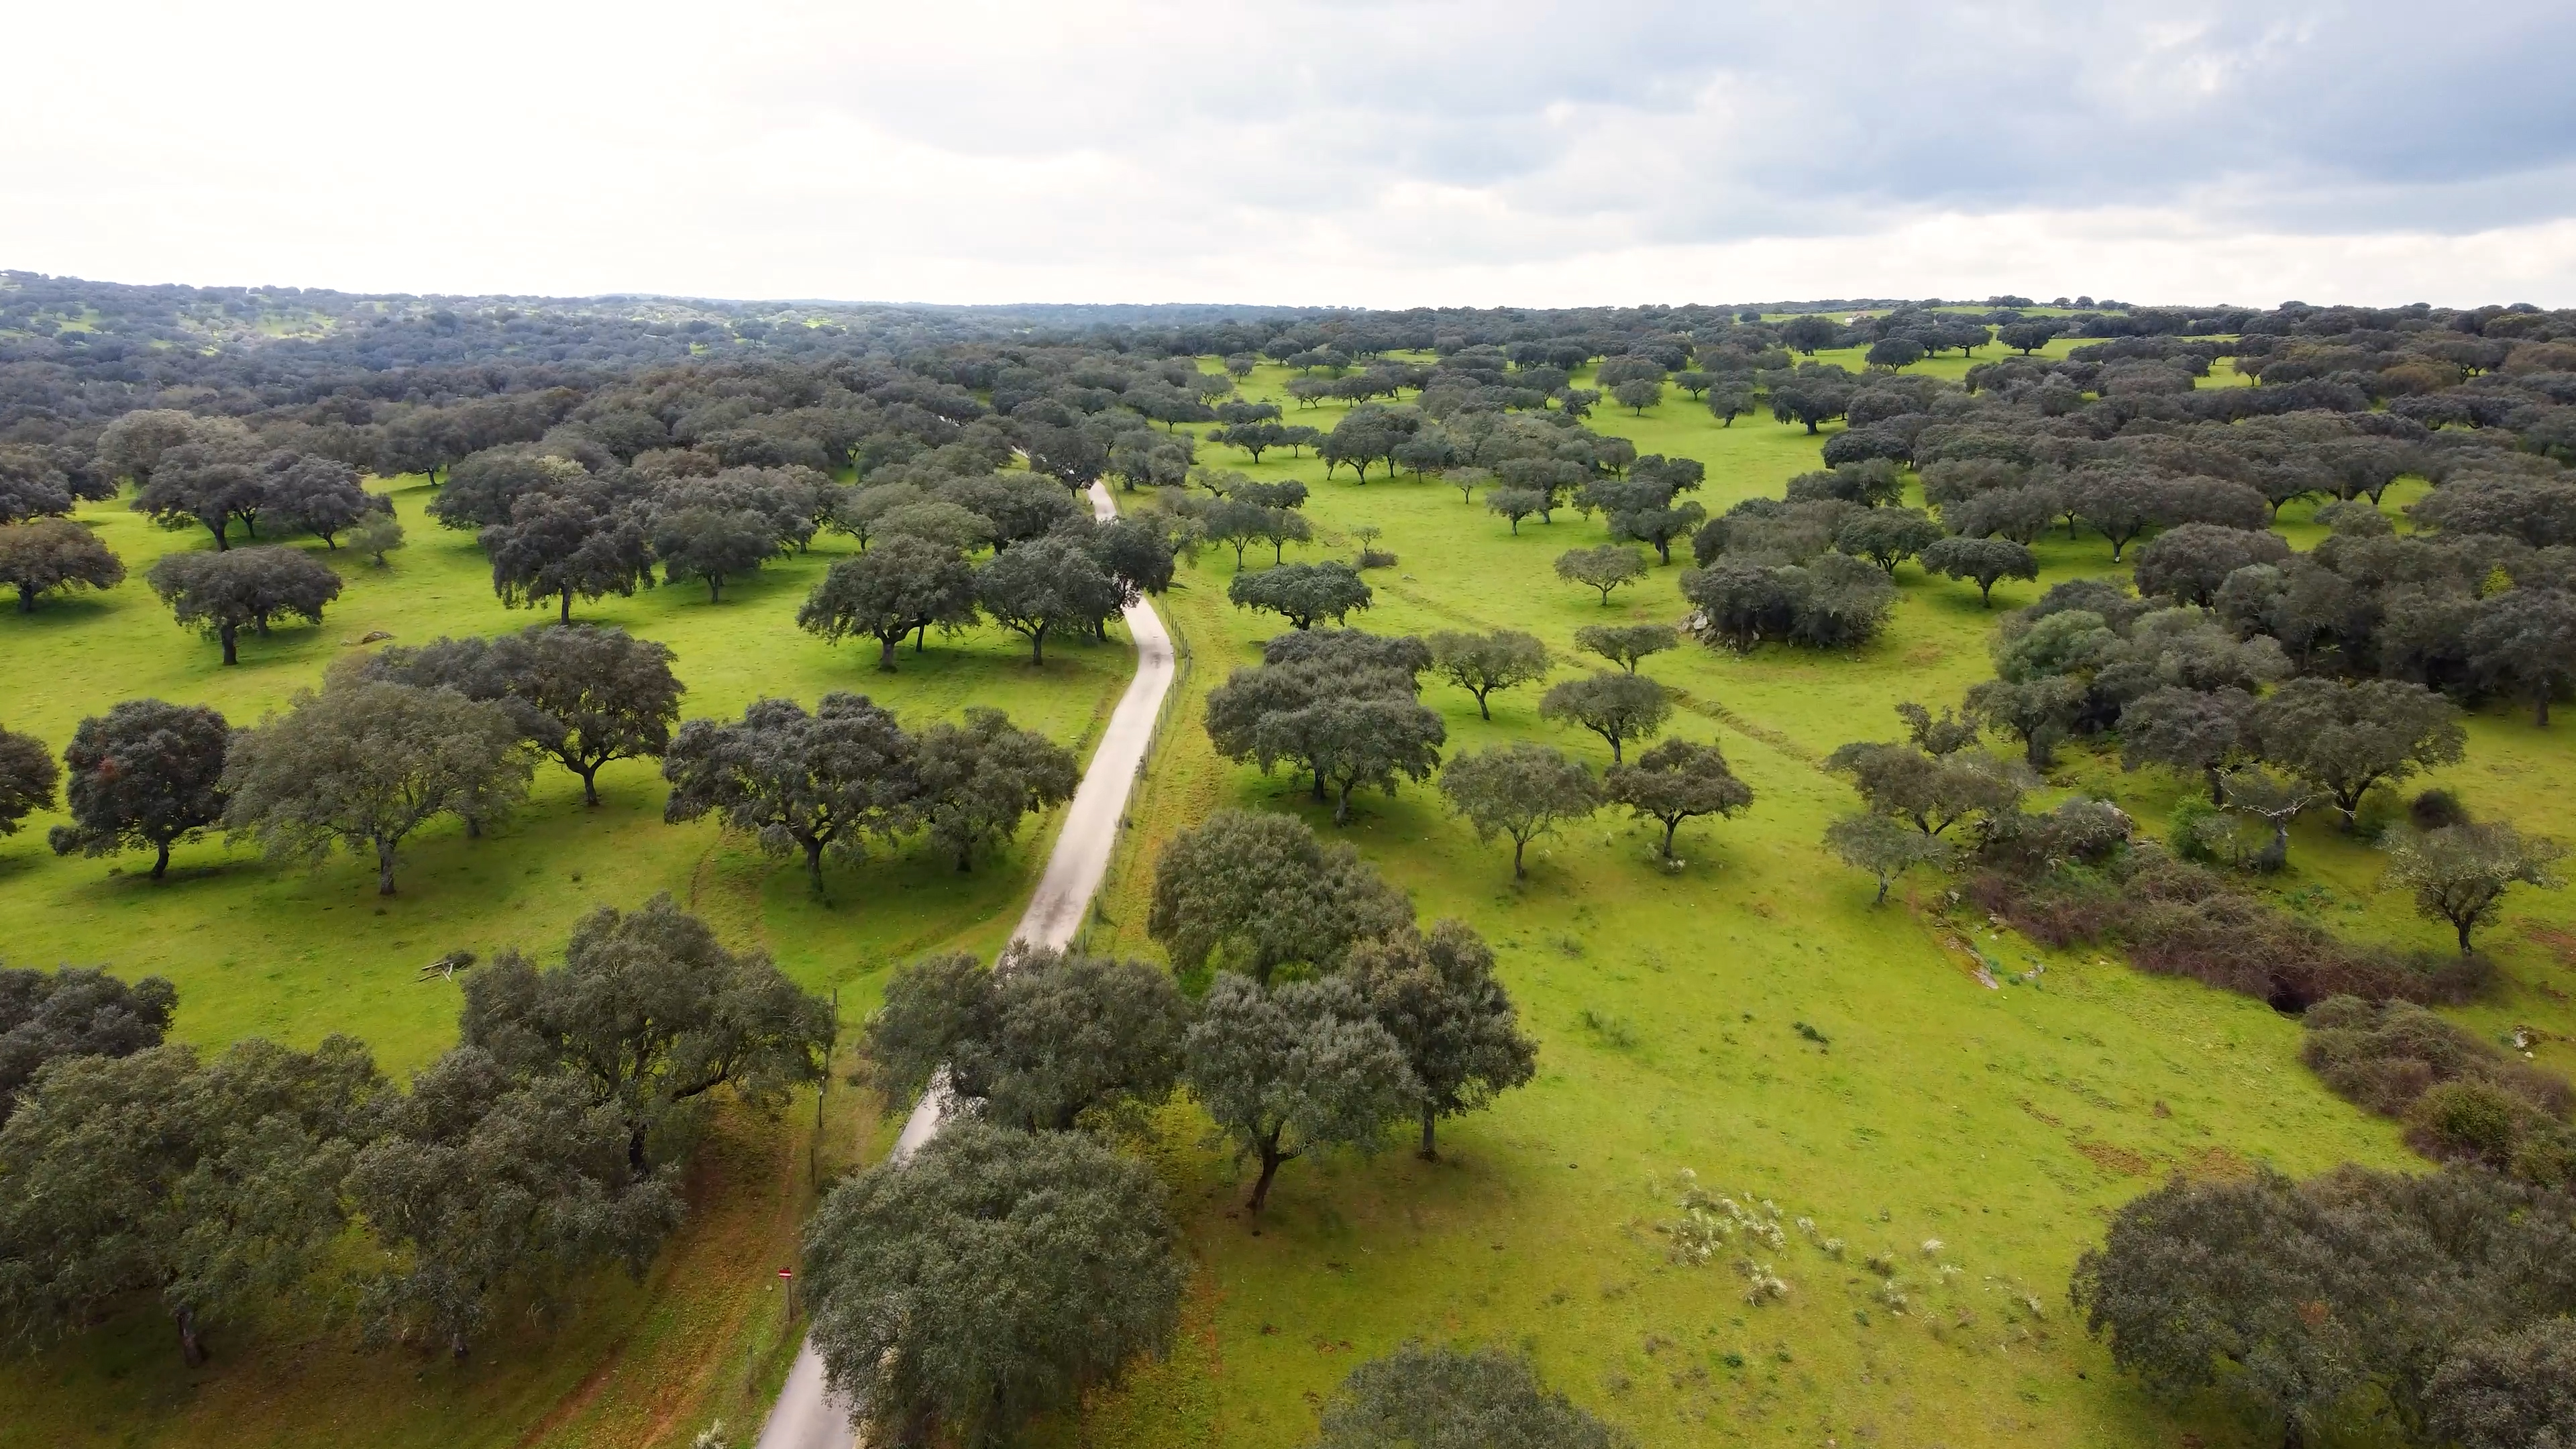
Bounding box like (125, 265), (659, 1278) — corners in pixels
(753, 482), (1177, 1449)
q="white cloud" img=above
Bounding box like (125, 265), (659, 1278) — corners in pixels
(3, 0), (2570, 305)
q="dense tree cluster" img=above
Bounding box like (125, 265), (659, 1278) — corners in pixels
(2074, 1164), (2576, 1449)
(0, 897), (828, 1365)
(663, 695), (1073, 893)
(1204, 629), (1444, 824)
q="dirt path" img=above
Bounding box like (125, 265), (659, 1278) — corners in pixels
(753, 482), (1177, 1449)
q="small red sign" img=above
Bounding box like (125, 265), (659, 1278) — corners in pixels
(778, 1269), (794, 1279)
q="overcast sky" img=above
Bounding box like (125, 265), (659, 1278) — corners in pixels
(7, 1), (2573, 309)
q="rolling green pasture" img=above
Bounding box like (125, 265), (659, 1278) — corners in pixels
(0, 478), (1129, 1446)
(5, 343), (2572, 1449)
(1057, 355), (2576, 1448)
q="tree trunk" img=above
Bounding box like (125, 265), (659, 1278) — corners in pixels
(2538, 692), (2553, 727)
(1333, 781), (1354, 826)
(629, 1121), (650, 1177)
(580, 765), (601, 806)
(176, 1305), (205, 1366)
(804, 839), (826, 896)
(1418, 1107), (1439, 1161)
(1660, 818), (1680, 860)
(706, 575), (722, 602)
(219, 623), (239, 665)
(1511, 837), (1528, 879)
(376, 839), (398, 895)
(2456, 917), (2475, 955)
(209, 520), (229, 550)
(1029, 626), (1045, 665)
(877, 635), (900, 672)
(559, 591), (574, 624)
(152, 839), (172, 879)
(1874, 875), (1892, 906)
(15, 583), (30, 612)
(1248, 1135), (1288, 1212)
(914, 622), (928, 653)
(2207, 766), (2229, 805)
(1474, 689), (1493, 720)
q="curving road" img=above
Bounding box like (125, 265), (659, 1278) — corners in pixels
(753, 482), (1177, 1449)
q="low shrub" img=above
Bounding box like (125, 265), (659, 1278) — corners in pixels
(1968, 856), (2490, 1009)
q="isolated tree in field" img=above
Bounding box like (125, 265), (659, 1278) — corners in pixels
(1229, 559), (1372, 631)
(1347, 922), (1537, 1159)
(492, 626), (681, 805)
(862, 946), (1188, 1133)
(2465, 587), (2576, 725)
(1707, 384), (1756, 427)
(1254, 505), (1315, 564)
(0, 519), (123, 611)
(912, 708), (1078, 871)
(1866, 337), (1926, 370)
(222, 680), (532, 895)
(261, 454), (377, 547)
(1607, 496), (1707, 565)
(1919, 535), (2037, 606)
(1316, 1342), (1633, 1449)
(1825, 741), (2023, 837)
(1548, 545), (1640, 606)
(348, 1046), (683, 1361)
(1147, 810), (1409, 985)
(482, 488), (656, 622)
(1540, 671), (1670, 763)
(127, 425), (264, 549)
(0, 965), (175, 1122)
(2217, 768), (2324, 871)
(803, 1121), (1185, 1448)
(1833, 507), (1943, 574)
(1611, 378), (1662, 413)
(0, 1036), (378, 1366)
(146, 546), (342, 664)
(462, 894), (830, 1173)
(2382, 822), (2566, 955)
(1184, 973), (1413, 1212)
(650, 504), (775, 602)
(1603, 739), (1754, 861)
(978, 533), (1122, 664)
(1440, 742), (1600, 879)
(1825, 812), (1952, 905)
(2252, 676), (2466, 831)
(2118, 686), (2256, 802)
(1428, 629), (1552, 719)
(47, 699), (229, 878)
(1486, 486), (1549, 533)
(1965, 674), (2089, 770)
(661, 693), (916, 896)
(345, 511), (405, 566)
(1446, 466), (1493, 504)
(0, 726), (56, 837)
(798, 535), (979, 671)
(1574, 622), (1676, 674)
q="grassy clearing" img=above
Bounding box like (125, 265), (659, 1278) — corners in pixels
(0, 477), (1130, 1445)
(1061, 357), (2576, 1448)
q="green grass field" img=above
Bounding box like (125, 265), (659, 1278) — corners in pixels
(5, 345), (2572, 1449)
